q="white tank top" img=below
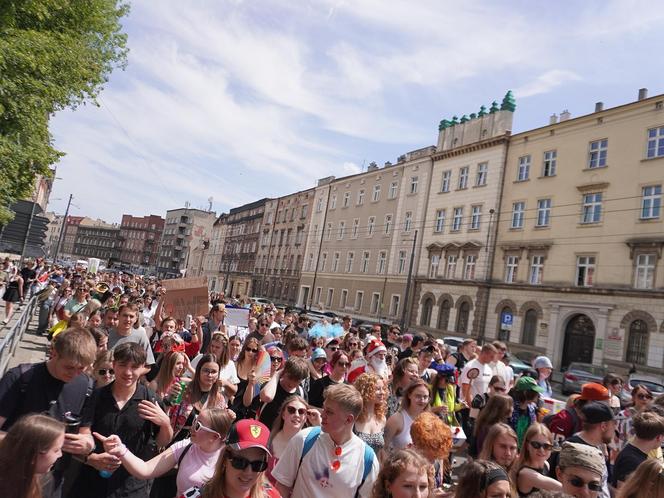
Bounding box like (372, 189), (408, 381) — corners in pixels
(391, 409), (414, 450)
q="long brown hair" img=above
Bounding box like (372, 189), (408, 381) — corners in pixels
(478, 423), (518, 472)
(268, 395), (309, 446)
(0, 414), (65, 498)
(617, 458), (664, 498)
(201, 446), (270, 498)
(154, 351), (185, 395)
(511, 423), (553, 482)
(474, 394), (513, 436)
(185, 354), (222, 407)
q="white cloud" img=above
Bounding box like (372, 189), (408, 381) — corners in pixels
(342, 162), (362, 175)
(514, 70), (583, 99)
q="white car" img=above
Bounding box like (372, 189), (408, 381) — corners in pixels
(442, 336), (464, 354)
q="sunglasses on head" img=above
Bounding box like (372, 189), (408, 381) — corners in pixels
(228, 454), (268, 472)
(97, 368), (114, 376)
(286, 405), (307, 416)
(529, 441), (553, 451)
(566, 475), (602, 492)
(193, 418), (220, 437)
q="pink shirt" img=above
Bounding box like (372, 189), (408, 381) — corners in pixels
(170, 438), (222, 496)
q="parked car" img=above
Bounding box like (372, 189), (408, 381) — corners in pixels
(620, 374), (664, 406)
(513, 350), (538, 366)
(561, 362), (608, 395)
(509, 357), (533, 377)
(249, 296), (272, 306)
(442, 336), (464, 354)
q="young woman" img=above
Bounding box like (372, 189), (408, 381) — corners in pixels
(88, 326), (109, 352)
(353, 372), (388, 456)
(455, 460), (513, 498)
(0, 414), (65, 498)
(473, 395), (514, 458)
(532, 357), (553, 398)
(94, 408), (233, 498)
(478, 423), (519, 474)
(232, 337), (263, 419)
(2, 271), (23, 324)
(616, 384), (654, 450)
(309, 347), (327, 380)
(429, 363), (465, 427)
(371, 448), (434, 498)
(616, 458), (664, 498)
(512, 423), (562, 497)
(410, 411), (453, 492)
(228, 336), (242, 362)
(385, 379), (430, 451)
(267, 395), (310, 482)
(150, 351), (187, 400)
(92, 350), (115, 388)
(603, 373), (623, 413)
(387, 357), (420, 418)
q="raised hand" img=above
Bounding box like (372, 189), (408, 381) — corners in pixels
(138, 399), (170, 427)
(93, 432), (124, 456)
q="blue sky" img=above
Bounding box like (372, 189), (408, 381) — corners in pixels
(48, 0), (664, 222)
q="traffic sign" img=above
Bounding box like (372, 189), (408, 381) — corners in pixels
(500, 310), (513, 330)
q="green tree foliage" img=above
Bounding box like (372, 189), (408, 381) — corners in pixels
(0, 0), (129, 223)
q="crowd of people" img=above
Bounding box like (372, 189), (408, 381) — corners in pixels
(0, 259), (663, 498)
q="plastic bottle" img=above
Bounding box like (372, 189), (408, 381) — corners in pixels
(99, 470), (113, 478)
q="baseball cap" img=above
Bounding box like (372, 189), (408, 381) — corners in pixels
(515, 376), (545, 393)
(581, 401), (614, 424)
(578, 382), (610, 401)
(225, 419), (271, 456)
(559, 442), (605, 476)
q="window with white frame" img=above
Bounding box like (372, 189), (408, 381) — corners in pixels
(464, 255), (476, 280)
(452, 207), (463, 231)
(517, 155), (530, 181)
(529, 255), (544, 284)
(326, 288), (334, 307)
(429, 254), (440, 278)
(340, 289), (348, 308)
(319, 252), (327, 272)
(377, 251), (387, 274)
(332, 252), (340, 272)
(361, 251), (370, 273)
(536, 198), (551, 227)
(635, 253), (655, 289)
(397, 250), (406, 274)
(346, 252), (354, 273)
(367, 217), (375, 236)
(588, 139), (608, 168)
(434, 209), (446, 233)
(476, 162), (488, 186)
(338, 221), (345, 239)
(441, 170), (452, 192)
(389, 181), (398, 199)
(458, 166), (469, 189)
(357, 189), (365, 205)
(581, 193), (602, 223)
(390, 295), (400, 316)
(470, 205), (481, 230)
(543, 150), (557, 177)
(351, 218), (360, 238)
(576, 256), (595, 287)
(316, 197), (323, 212)
(505, 255), (519, 283)
(330, 194), (337, 209)
(370, 293), (381, 314)
(372, 184), (381, 201)
(641, 185), (661, 219)
(404, 211), (413, 232)
(446, 255), (458, 279)
(511, 202), (525, 228)
(384, 214), (392, 235)
(315, 287), (322, 305)
(326, 222), (332, 240)
(342, 191), (351, 207)
(647, 126), (664, 159)
(354, 291), (363, 311)
(410, 176), (419, 194)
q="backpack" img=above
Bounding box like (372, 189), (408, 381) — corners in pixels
(294, 426), (374, 498)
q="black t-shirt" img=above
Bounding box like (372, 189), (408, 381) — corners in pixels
(397, 347), (414, 361)
(258, 381), (301, 428)
(0, 362), (91, 430)
(308, 376), (341, 408)
(612, 443), (647, 486)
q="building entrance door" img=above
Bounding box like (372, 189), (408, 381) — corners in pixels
(561, 314), (595, 369)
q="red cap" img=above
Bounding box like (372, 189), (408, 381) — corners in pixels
(578, 382), (610, 401)
(225, 419), (271, 456)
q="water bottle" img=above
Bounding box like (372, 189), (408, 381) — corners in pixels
(99, 470), (113, 479)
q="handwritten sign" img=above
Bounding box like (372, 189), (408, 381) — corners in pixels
(225, 307), (250, 328)
(161, 277), (209, 320)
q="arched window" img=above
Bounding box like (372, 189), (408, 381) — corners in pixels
(626, 319), (648, 365)
(421, 298), (434, 327)
(438, 300), (451, 331)
(522, 309), (538, 346)
(456, 301), (470, 334)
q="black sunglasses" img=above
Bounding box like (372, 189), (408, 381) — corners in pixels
(228, 454), (268, 472)
(566, 475), (602, 492)
(529, 441), (553, 451)
(260, 323), (269, 327)
(271, 356), (283, 363)
(286, 405), (307, 416)
(97, 368), (114, 376)
(246, 348), (259, 354)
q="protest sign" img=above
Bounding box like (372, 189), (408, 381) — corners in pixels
(225, 307), (250, 328)
(161, 277), (209, 320)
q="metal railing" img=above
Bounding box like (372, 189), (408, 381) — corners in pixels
(0, 295), (38, 377)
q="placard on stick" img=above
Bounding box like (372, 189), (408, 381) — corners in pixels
(161, 277), (209, 320)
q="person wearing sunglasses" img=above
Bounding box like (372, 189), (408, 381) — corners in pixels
(178, 419), (279, 498)
(556, 442), (605, 498)
(513, 422), (562, 496)
(92, 350), (115, 388)
(616, 384), (654, 451)
(247, 314), (276, 345)
(308, 350), (350, 408)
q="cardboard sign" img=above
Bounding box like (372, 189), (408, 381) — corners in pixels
(161, 277), (209, 320)
(225, 307), (250, 328)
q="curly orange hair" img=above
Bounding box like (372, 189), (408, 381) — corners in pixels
(353, 372), (387, 422)
(410, 412), (452, 460)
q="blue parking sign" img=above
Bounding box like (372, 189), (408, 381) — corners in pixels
(501, 311), (513, 327)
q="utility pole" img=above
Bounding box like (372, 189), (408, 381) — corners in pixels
(400, 229), (418, 331)
(53, 194), (73, 263)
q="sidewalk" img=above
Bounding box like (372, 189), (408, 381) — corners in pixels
(5, 309), (49, 370)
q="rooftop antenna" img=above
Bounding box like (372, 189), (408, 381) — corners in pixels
(184, 200), (191, 210)
(207, 196), (214, 212)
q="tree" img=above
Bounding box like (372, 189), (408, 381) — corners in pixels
(0, 0), (129, 224)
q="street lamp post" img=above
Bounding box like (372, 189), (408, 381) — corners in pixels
(53, 194), (73, 263)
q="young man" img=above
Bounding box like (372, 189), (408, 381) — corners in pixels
(255, 357), (310, 428)
(272, 384), (378, 497)
(107, 303), (155, 366)
(557, 442), (605, 498)
(102, 307), (120, 333)
(612, 411), (664, 488)
(247, 314), (276, 345)
(490, 341), (511, 387)
(548, 383), (610, 441)
(201, 303), (226, 354)
(72, 343), (173, 498)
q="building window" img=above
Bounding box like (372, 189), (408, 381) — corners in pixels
(517, 155), (531, 181)
(470, 205), (481, 230)
(647, 126), (664, 159)
(370, 293), (381, 315)
(529, 255), (544, 285)
(384, 215), (392, 235)
(367, 217), (375, 236)
(351, 218), (360, 239)
(635, 253), (655, 289)
(588, 139), (608, 168)
(388, 181), (398, 199)
(626, 319), (649, 365)
(456, 301), (470, 334)
(361, 251), (370, 273)
(446, 255), (457, 279)
(505, 256), (519, 283)
(581, 193), (602, 223)
(357, 189), (365, 205)
(326, 288), (334, 307)
(441, 170), (451, 192)
(476, 162), (488, 186)
(390, 295), (400, 316)
(330, 194), (337, 209)
(332, 252), (340, 272)
(372, 184), (381, 202)
(438, 300), (451, 331)
(315, 287), (322, 305)
(345, 252), (354, 273)
(536, 198), (551, 227)
(377, 251), (387, 274)
(420, 298), (433, 327)
(522, 309), (538, 346)
(464, 255), (476, 280)
(511, 202), (525, 229)
(342, 192), (351, 208)
(338, 221), (345, 239)
(543, 150), (557, 177)
(397, 250), (406, 274)
(458, 166), (469, 189)
(340, 289), (348, 309)
(576, 256), (596, 287)
(410, 176), (419, 194)
(434, 209), (446, 233)
(452, 207), (463, 231)
(319, 252), (327, 272)
(404, 211), (413, 232)
(354, 291), (363, 311)
(325, 223), (332, 240)
(641, 185), (661, 219)
(429, 255), (440, 278)
(316, 197), (323, 212)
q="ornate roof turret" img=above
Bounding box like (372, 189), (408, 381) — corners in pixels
(500, 90), (516, 112)
(478, 105), (487, 117)
(489, 101), (499, 113)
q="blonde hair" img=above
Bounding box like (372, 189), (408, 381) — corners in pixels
(371, 448), (434, 498)
(511, 423), (553, 483)
(478, 423), (518, 472)
(52, 328), (97, 365)
(202, 446), (270, 498)
(353, 373), (387, 422)
(617, 458), (664, 498)
(324, 383), (363, 418)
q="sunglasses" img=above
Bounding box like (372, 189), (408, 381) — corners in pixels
(260, 323), (269, 327)
(193, 418), (220, 437)
(271, 356), (283, 363)
(565, 475), (602, 492)
(228, 454), (268, 472)
(97, 368), (114, 376)
(348, 342), (359, 347)
(286, 406), (307, 416)
(246, 348), (259, 354)
(529, 441), (553, 451)
(337, 361), (350, 368)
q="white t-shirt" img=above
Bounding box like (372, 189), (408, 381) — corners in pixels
(490, 361), (510, 386)
(272, 427), (379, 498)
(187, 357), (239, 385)
(170, 438), (221, 496)
(459, 358), (493, 416)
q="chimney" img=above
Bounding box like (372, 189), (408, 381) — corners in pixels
(549, 114), (558, 125)
(559, 110), (571, 122)
(595, 102), (604, 112)
(638, 88), (648, 101)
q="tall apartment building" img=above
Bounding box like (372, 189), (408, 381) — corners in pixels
(73, 221), (120, 263)
(157, 207), (216, 278)
(60, 216), (86, 257)
(221, 199), (268, 298)
(413, 93), (515, 339)
(299, 149), (435, 323)
(254, 189), (314, 305)
(199, 214), (228, 292)
(44, 212), (63, 258)
(485, 89), (664, 374)
(118, 214), (165, 270)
